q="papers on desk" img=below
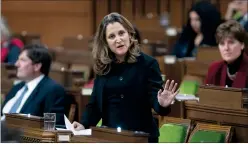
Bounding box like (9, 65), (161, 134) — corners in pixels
(56, 115), (92, 136)
(81, 88), (93, 95)
(175, 94), (199, 101)
(164, 55), (176, 64)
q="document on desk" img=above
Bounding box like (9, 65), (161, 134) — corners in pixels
(175, 94), (199, 101)
(57, 115), (92, 136)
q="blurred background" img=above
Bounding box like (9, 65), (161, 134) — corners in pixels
(2, 0), (231, 48)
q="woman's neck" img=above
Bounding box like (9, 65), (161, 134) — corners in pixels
(226, 53), (243, 75)
(115, 55), (126, 63)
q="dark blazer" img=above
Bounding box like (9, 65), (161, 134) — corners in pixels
(1, 76), (67, 125)
(81, 52), (170, 138)
(205, 54), (248, 88)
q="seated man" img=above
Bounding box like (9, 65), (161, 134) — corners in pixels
(1, 44), (67, 125)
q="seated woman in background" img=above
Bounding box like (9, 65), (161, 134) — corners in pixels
(172, 0), (222, 58)
(205, 20), (248, 88)
(1, 17), (24, 64)
(225, 0), (248, 31)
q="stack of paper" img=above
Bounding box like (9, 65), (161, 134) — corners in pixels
(175, 94), (199, 101)
(56, 115), (92, 136)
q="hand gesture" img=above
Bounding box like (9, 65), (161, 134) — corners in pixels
(72, 121), (85, 131)
(157, 80), (179, 107)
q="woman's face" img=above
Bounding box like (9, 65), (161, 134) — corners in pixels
(189, 11), (201, 33)
(105, 22), (130, 60)
(219, 37), (244, 63)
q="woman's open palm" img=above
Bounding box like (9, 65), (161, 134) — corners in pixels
(157, 80), (179, 107)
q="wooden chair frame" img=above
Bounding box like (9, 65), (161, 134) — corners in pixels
(187, 123), (233, 143)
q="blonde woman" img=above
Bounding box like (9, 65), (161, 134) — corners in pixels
(72, 13), (179, 143)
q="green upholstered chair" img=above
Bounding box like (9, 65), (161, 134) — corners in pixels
(158, 116), (191, 143)
(96, 119), (102, 127)
(188, 123), (232, 143)
(189, 130), (226, 143)
(159, 123), (187, 142)
(179, 80), (199, 95)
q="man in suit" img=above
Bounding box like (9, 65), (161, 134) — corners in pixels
(1, 44), (67, 125)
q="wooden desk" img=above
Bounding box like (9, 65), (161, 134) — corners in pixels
(5, 114), (148, 143)
(5, 114), (72, 143)
(71, 127), (149, 143)
(92, 127), (148, 142)
(71, 135), (114, 142)
(184, 101), (248, 142)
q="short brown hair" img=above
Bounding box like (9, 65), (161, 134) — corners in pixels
(216, 20), (247, 45)
(92, 12), (140, 75)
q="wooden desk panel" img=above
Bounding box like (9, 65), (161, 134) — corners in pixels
(184, 101), (248, 142)
(71, 135), (114, 143)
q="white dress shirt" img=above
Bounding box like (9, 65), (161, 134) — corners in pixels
(1, 75), (45, 120)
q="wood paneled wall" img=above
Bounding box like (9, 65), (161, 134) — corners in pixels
(95, 0), (232, 32)
(2, 0), (93, 48)
(2, 0), (232, 47)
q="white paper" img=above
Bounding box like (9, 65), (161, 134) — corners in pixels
(81, 88), (93, 95)
(63, 115), (92, 135)
(58, 135), (70, 141)
(175, 94), (199, 101)
(166, 28), (177, 36)
(164, 55), (176, 64)
(56, 127), (67, 130)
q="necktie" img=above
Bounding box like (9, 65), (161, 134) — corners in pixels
(9, 85), (28, 113)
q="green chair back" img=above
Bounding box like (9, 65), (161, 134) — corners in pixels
(179, 80), (199, 95)
(189, 130), (226, 143)
(159, 123), (188, 143)
(96, 119), (102, 127)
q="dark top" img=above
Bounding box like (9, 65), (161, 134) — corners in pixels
(81, 52), (171, 139)
(225, 75), (233, 87)
(103, 63), (130, 128)
(5, 45), (21, 64)
(225, 53), (243, 87)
